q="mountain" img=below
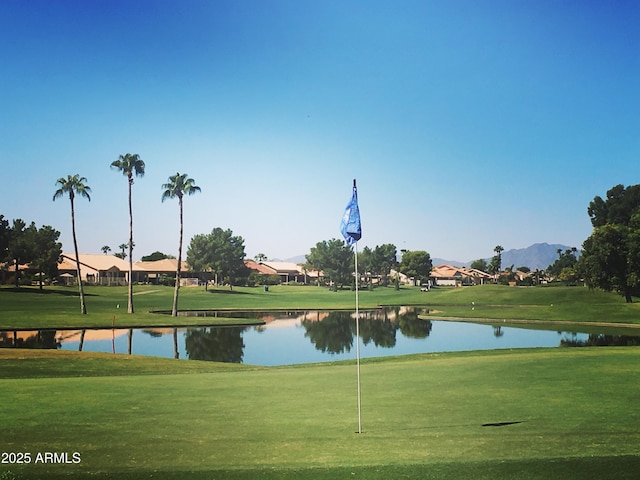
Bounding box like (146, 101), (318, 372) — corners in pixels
(279, 243), (577, 271)
(284, 255), (307, 264)
(434, 243), (579, 271)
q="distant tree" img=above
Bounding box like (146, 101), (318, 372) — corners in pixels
(488, 245), (504, 274)
(254, 253), (267, 262)
(115, 243), (128, 260)
(305, 238), (353, 289)
(53, 174), (91, 314)
(141, 251), (175, 262)
(398, 250), (432, 286)
(101, 245), (111, 255)
(359, 244), (397, 287)
(558, 266), (578, 285)
(371, 244), (398, 286)
(187, 227), (247, 290)
(0, 215), (10, 263)
(30, 225), (63, 290)
(6, 219), (32, 287)
(161, 173), (201, 316)
(111, 153), (145, 313)
(518, 266), (531, 273)
(547, 248), (578, 278)
(470, 258), (488, 272)
(578, 184), (640, 303)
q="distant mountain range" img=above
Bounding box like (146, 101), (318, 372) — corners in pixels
(432, 243), (580, 271)
(276, 243), (578, 272)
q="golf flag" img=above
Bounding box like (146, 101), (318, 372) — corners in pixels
(341, 180), (361, 245)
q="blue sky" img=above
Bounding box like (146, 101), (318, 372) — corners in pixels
(2, 0), (638, 262)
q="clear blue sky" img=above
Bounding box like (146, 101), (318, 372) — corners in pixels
(2, 0), (638, 262)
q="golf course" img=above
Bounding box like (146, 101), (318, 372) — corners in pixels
(2, 283), (640, 479)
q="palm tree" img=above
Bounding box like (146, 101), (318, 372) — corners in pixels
(493, 245), (504, 270)
(161, 173), (201, 316)
(111, 153), (145, 314)
(53, 174), (91, 314)
(101, 245), (111, 255)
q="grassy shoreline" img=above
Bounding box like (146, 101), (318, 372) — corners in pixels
(2, 282), (640, 330)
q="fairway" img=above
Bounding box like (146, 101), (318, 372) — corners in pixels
(2, 283), (640, 330)
(3, 284), (640, 479)
(1, 347), (640, 479)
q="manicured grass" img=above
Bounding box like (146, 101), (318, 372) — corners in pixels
(0, 284), (433, 329)
(3, 282), (640, 478)
(1, 347), (639, 479)
(417, 283), (640, 328)
(2, 283), (640, 330)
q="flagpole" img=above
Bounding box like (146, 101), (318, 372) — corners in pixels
(355, 241), (362, 434)
(340, 178), (363, 435)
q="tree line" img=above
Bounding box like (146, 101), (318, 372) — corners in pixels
(0, 216), (62, 289)
(4, 171), (640, 314)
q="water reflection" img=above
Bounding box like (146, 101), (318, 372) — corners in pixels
(301, 309), (432, 354)
(560, 334), (640, 347)
(185, 327), (245, 362)
(2, 307), (640, 365)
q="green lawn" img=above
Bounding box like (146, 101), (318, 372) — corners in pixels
(1, 347), (639, 479)
(2, 282), (640, 330)
(3, 283), (640, 479)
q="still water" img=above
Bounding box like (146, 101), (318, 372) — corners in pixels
(3, 308), (640, 366)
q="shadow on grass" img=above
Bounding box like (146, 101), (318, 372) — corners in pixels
(206, 289), (252, 295)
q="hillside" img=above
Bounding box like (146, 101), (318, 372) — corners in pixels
(280, 243), (579, 272)
(434, 243), (580, 271)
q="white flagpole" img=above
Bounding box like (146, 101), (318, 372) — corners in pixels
(355, 241), (362, 434)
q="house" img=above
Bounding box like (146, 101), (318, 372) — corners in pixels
(58, 253), (190, 286)
(133, 258), (189, 285)
(430, 264), (493, 287)
(244, 260), (322, 285)
(244, 259), (278, 276)
(58, 253), (136, 286)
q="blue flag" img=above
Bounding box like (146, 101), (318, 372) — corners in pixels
(340, 180), (362, 245)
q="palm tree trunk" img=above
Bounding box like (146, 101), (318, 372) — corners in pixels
(70, 196), (87, 314)
(128, 178), (134, 313)
(173, 328), (179, 359)
(172, 196), (183, 317)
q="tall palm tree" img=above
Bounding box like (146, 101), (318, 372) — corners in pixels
(111, 153), (145, 314)
(161, 173), (201, 316)
(53, 174), (91, 314)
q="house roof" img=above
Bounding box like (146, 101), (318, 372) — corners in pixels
(134, 258), (187, 272)
(62, 253), (138, 272)
(244, 260), (277, 275)
(261, 261), (304, 275)
(430, 265), (464, 278)
(430, 264), (493, 279)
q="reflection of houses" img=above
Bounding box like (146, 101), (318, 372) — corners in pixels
(430, 265), (493, 287)
(244, 260), (321, 284)
(58, 253), (188, 285)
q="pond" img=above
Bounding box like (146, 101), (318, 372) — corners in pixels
(2, 307), (640, 366)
